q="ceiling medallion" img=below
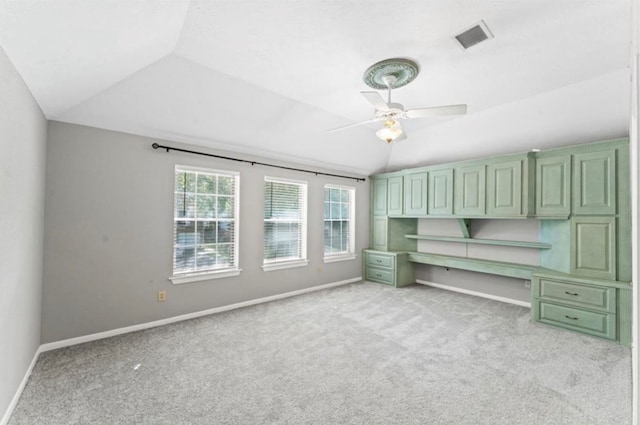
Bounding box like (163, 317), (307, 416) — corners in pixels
(363, 58), (420, 90)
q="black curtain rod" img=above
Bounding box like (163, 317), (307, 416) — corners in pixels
(151, 143), (366, 182)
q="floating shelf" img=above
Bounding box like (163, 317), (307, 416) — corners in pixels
(404, 234), (552, 249)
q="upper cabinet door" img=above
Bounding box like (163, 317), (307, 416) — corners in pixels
(454, 165), (486, 216)
(387, 176), (404, 216)
(487, 159), (522, 216)
(428, 169), (454, 216)
(572, 149), (616, 215)
(404, 171), (428, 216)
(536, 155), (571, 217)
(372, 178), (388, 216)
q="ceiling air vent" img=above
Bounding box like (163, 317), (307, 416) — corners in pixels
(453, 20), (493, 50)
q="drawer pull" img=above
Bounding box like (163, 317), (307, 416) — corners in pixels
(565, 315), (579, 320)
(564, 291), (580, 296)
(376, 259), (382, 263)
(376, 273), (382, 277)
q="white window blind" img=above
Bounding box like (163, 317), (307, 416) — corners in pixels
(263, 177), (307, 265)
(173, 166), (239, 276)
(324, 185), (355, 258)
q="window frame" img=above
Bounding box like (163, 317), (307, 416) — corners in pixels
(323, 184), (357, 263)
(262, 176), (309, 272)
(170, 165), (241, 284)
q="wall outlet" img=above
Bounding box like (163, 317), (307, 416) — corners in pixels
(157, 290), (167, 302)
(524, 280), (531, 289)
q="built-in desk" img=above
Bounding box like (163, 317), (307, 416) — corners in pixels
(363, 249), (632, 346)
(407, 252), (537, 280)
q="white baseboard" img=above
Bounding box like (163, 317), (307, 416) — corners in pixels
(40, 277), (361, 353)
(1, 346), (42, 425)
(416, 279), (531, 308)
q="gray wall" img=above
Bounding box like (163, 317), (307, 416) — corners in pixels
(414, 218), (539, 304)
(0, 47), (46, 419)
(42, 122), (369, 343)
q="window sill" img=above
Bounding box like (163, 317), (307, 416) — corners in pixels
(261, 259), (309, 272)
(170, 268), (242, 285)
(323, 254), (357, 263)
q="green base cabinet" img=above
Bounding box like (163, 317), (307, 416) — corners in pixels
(531, 271), (630, 345)
(364, 250), (415, 287)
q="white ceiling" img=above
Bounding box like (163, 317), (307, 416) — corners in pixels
(0, 0), (631, 175)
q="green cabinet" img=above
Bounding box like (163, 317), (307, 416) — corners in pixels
(371, 217), (417, 252)
(372, 177), (388, 216)
(535, 155), (570, 217)
(487, 159), (523, 216)
(404, 171), (428, 216)
(372, 216), (388, 251)
(572, 149), (616, 215)
(387, 176), (404, 216)
(428, 168), (454, 215)
(454, 165), (486, 216)
(364, 250), (415, 287)
(531, 271), (628, 342)
(571, 216), (616, 280)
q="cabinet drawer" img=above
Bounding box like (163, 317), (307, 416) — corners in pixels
(365, 267), (394, 285)
(366, 253), (394, 269)
(537, 279), (615, 312)
(537, 302), (616, 340)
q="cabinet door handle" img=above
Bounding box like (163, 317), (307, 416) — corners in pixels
(564, 291), (579, 296)
(565, 315), (579, 320)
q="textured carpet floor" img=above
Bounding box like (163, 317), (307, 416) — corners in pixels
(9, 282), (631, 425)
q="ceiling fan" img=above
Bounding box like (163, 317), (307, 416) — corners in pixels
(329, 58), (467, 143)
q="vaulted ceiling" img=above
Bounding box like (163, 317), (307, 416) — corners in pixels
(0, 0), (631, 175)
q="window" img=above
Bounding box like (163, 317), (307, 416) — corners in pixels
(171, 166), (240, 283)
(263, 177), (308, 271)
(324, 185), (356, 262)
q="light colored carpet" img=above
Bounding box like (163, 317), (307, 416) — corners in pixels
(9, 282), (631, 425)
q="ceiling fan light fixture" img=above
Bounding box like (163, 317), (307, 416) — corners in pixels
(376, 122), (403, 144)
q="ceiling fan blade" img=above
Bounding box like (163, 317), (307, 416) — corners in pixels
(328, 117), (382, 133)
(361, 91), (390, 111)
(405, 104), (467, 119)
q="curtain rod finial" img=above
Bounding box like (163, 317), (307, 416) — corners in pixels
(152, 143), (159, 149)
